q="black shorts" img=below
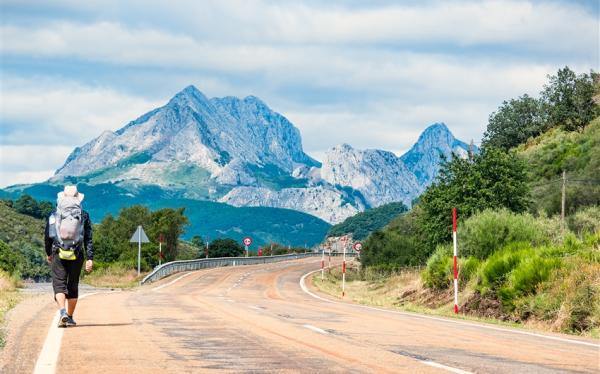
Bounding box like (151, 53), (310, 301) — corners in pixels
(51, 252), (84, 299)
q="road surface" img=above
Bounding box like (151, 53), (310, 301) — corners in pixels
(3, 258), (599, 373)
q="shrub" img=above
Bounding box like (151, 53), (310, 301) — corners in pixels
(422, 245), (453, 290)
(499, 256), (561, 310)
(460, 257), (480, 285)
(568, 206), (600, 237)
(460, 209), (562, 259)
(477, 242), (533, 294)
(518, 259), (600, 333)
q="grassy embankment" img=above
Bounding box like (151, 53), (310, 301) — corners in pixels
(0, 271), (22, 348)
(311, 262), (524, 329)
(313, 209), (600, 338)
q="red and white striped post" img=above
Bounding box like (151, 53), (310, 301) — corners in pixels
(452, 207), (459, 314)
(342, 236), (347, 297)
(321, 247), (325, 281)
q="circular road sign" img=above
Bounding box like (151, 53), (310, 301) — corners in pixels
(243, 237), (252, 246)
(353, 242), (363, 252)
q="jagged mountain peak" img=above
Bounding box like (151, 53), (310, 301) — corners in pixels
(54, 85), (318, 180)
(400, 122), (473, 185)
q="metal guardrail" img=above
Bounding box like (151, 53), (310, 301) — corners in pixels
(141, 251), (356, 285)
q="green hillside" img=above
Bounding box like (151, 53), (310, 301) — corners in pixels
(327, 202), (408, 240)
(517, 117), (600, 215)
(2, 182), (330, 247)
(0, 202), (49, 280)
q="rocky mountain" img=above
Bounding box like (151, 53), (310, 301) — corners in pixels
(401, 123), (472, 185)
(47, 85), (473, 224)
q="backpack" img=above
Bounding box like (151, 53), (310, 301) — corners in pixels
(49, 196), (84, 259)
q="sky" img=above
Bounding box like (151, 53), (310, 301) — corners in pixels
(0, 0), (598, 187)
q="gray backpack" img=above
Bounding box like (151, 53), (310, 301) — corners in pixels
(49, 196), (84, 253)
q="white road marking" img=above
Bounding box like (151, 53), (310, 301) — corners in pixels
(152, 271), (195, 292)
(303, 324), (328, 335)
(32, 310), (63, 374)
(33, 291), (118, 374)
(249, 306), (262, 311)
(421, 360), (473, 374)
(300, 269), (600, 349)
(33, 260), (306, 374)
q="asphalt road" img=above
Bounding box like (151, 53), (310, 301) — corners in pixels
(4, 258), (599, 373)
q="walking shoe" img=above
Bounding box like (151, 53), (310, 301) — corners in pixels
(58, 310), (69, 328)
(66, 314), (77, 327)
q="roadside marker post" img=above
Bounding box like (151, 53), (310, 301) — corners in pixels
(158, 233), (164, 266)
(341, 236), (347, 297)
(129, 225), (150, 276)
(453, 208), (459, 314)
(205, 238), (209, 259)
(243, 237), (252, 258)
(321, 248), (325, 281)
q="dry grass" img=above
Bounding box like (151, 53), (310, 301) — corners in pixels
(81, 265), (146, 289)
(312, 261), (527, 330)
(0, 271), (23, 348)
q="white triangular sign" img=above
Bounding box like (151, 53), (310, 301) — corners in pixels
(130, 225), (150, 243)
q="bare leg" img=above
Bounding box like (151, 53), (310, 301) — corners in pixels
(55, 293), (66, 310)
(67, 298), (78, 316)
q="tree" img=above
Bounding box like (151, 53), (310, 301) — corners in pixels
(418, 148), (530, 247)
(92, 205), (189, 268)
(14, 195), (40, 217)
(0, 239), (23, 275)
(541, 67), (599, 131)
(150, 208), (188, 261)
(482, 94), (546, 150)
(208, 239), (244, 258)
(191, 235), (204, 248)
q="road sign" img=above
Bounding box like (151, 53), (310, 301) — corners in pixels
(243, 237), (252, 246)
(353, 242), (363, 252)
(130, 226), (150, 243)
(130, 225), (150, 276)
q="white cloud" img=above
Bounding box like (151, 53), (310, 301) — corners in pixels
(0, 77), (163, 145)
(3, 1), (596, 57)
(0, 170), (55, 188)
(0, 145), (73, 187)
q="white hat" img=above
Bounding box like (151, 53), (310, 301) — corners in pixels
(57, 185), (84, 202)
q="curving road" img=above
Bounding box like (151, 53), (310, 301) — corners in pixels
(6, 258), (600, 373)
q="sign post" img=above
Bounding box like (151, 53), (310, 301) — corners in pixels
(453, 208), (459, 314)
(130, 225), (150, 276)
(320, 247), (325, 281)
(341, 236), (347, 297)
(158, 233), (164, 266)
(328, 244), (331, 271)
(243, 237), (252, 258)
(353, 242), (362, 256)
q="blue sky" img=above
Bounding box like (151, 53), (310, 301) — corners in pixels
(0, 0), (598, 187)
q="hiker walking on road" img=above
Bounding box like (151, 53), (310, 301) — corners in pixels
(44, 185), (94, 327)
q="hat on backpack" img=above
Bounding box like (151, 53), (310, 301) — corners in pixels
(57, 185), (84, 203)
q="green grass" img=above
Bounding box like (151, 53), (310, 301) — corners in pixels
(310, 265), (526, 330)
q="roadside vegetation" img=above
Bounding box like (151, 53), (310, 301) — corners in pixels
(321, 67), (600, 337)
(327, 202), (408, 240)
(0, 196), (311, 289)
(0, 270), (22, 348)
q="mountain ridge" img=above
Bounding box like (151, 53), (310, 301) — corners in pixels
(13, 85), (475, 224)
